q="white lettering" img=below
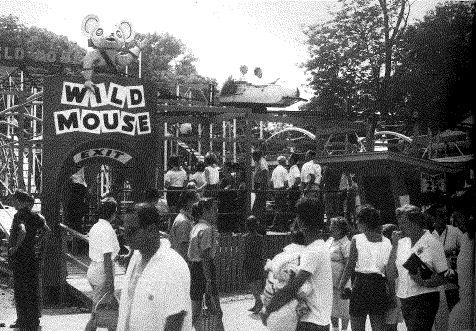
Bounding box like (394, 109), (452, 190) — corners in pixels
(73, 148), (132, 164)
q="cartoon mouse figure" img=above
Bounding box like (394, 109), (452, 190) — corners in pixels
(81, 14), (148, 90)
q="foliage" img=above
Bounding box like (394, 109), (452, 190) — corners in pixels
(302, 0), (409, 121)
(394, 2), (474, 131)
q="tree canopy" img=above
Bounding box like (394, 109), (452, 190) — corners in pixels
(302, 0), (473, 132)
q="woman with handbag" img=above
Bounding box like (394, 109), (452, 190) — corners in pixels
(188, 198), (225, 331)
(387, 205), (448, 331)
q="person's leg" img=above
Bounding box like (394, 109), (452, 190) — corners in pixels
(249, 280), (263, 312)
(191, 300), (201, 328)
(369, 314), (385, 331)
(341, 318), (349, 330)
(350, 315), (367, 331)
(331, 316), (339, 330)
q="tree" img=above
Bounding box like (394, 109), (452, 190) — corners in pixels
(394, 2), (474, 132)
(127, 32), (214, 101)
(302, 0), (410, 123)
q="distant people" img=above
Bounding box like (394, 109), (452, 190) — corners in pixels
(8, 190), (50, 330)
(188, 198), (225, 330)
(329, 217), (350, 331)
(382, 223), (402, 331)
(218, 160), (236, 232)
(117, 203), (191, 330)
(85, 197), (120, 331)
(261, 196), (332, 331)
(270, 155), (289, 231)
(164, 155), (187, 213)
(143, 188), (169, 214)
(427, 203), (464, 311)
(242, 215), (265, 314)
(287, 153), (301, 214)
(388, 205), (448, 331)
(189, 161), (207, 195)
(252, 150), (269, 220)
(169, 190), (198, 261)
(300, 150), (322, 198)
(203, 152), (220, 198)
(338, 205), (392, 331)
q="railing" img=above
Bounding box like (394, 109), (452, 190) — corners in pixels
(59, 222), (293, 295)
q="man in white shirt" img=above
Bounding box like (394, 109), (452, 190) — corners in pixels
(261, 197), (332, 331)
(270, 156), (289, 231)
(117, 203), (191, 331)
(85, 197), (121, 331)
(300, 150), (322, 197)
(428, 204), (464, 311)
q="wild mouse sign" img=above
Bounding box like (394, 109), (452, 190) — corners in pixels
(44, 75), (156, 137)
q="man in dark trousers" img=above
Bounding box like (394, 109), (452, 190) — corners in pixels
(8, 190), (50, 330)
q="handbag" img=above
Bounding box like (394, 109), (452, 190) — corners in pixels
(402, 253), (433, 279)
(93, 292), (119, 329)
(197, 293), (220, 331)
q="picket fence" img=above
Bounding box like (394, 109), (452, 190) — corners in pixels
(214, 233), (292, 294)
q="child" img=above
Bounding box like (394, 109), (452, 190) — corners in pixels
(261, 240), (312, 331)
(242, 216), (265, 313)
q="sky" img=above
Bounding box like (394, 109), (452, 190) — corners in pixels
(4, 0), (442, 89)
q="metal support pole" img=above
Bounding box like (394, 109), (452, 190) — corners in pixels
(233, 119), (237, 162)
(222, 121), (226, 163)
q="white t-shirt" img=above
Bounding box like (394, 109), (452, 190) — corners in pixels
(205, 166), (220, 185)
(117, 239), (192, 331)
(432, 225), (464, 252)
(298, 239), (332, 326)
(288, 164), (300, 187)
(354, 233), (392, 276)
(396, 231), (448, 299)
(88, 218), (120, 262)
(190, 171), (206, 188)
(300, 161), (321, 185)
(164, 168), (187, 187)
(271, 165), (288, 189)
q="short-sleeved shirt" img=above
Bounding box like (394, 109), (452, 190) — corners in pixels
(288, 164), (300, 187)
(354, 233), (392, 276)
(300, 160), (321, 185)
(88, 218), (120, 262)
(298, 239), (333, 326)
(169, 211), (193, 260)
(432, 225), (463, 252)
(190, 171), (206, 188)
(164, 169), (187, 187)
(396, 231), (448, 299)
(205, 166), (220, 185)
(187, 221), (219, 262)
(117, 239), (192, 331)
(8, 208), (45, 260)
(271, 165), (288, 189)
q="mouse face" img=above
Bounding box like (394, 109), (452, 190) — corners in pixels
(82, 15), (135, 51)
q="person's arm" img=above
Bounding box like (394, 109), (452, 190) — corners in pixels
(8, 224), (26, 256)
(204, 167), (210, 184)
(338, 238), (357, 291)
(164, 310), (186, 331)
(260, 270), (312, 325)
(103, 252), (115, 294)
(410, 268), (447, 288)
(410, 239), (448, 288)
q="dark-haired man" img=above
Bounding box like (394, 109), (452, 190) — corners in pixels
(8, 190), (50, 330)
(117, 203), (191, 330)
(300, 150), (322, 198)
(261, 197), (332, 331)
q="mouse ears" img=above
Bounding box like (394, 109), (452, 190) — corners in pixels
(81, 15), (100, 37)
(117, 20), (135, 42)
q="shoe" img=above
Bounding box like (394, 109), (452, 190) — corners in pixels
(252, 302), (263, 314)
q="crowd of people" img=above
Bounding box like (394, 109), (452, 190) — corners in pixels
(3, 151), (474, 331)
